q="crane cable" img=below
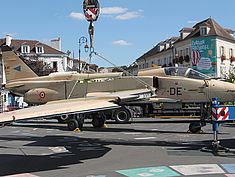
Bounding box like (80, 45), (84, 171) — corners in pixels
(92, 51), (155, 93)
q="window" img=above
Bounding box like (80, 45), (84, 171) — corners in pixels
(229, 48), (233, 58)
(36, 46), (44, 54)
(180, 50), (183, 56)
(52, 61), (58, 71)
(186, 48), (189, 55)
(158, 60), (161, 65)
(200, 27), (208, 36)
(220, 46), (225, 56)
(164, 58), (167, 65)
(180, 32), (183, 40)
(21, 45), (30, 54)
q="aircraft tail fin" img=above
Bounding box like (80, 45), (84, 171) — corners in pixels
(0, 45), (38, 83)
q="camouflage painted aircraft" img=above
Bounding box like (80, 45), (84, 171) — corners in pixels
(138, 67), (235, 103)
(0, 45), (155, 130)
(1, 45), (235, 132)
(138, 67), (235, 132)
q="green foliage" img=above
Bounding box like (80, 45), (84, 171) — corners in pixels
(21, 57), (55, 76)
(225, 72), (235, 83)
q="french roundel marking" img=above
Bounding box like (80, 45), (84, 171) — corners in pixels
(39, 91), (46, 99)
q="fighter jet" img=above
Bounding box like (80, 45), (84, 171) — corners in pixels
(1, 46), (235, 133)
(0, 45), (156, 130)
(138, 66), (235, 132)
(1, 45), (125, 104)
(138, 67), (235, 103)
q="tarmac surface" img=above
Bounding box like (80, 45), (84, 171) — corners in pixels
(0, 118), (235, 177)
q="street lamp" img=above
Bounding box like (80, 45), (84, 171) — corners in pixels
(78, 36), (89, 73)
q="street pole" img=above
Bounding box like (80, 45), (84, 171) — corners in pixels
(78, 36), (88, 73)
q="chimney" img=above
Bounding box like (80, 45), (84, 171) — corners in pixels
(5, 35), (12, 46)
(51, 37), (61, 51)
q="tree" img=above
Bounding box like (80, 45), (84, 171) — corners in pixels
(112, 65), (127, 72)
(21, 56), (55, 76)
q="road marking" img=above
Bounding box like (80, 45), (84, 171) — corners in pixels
(33, 128), (38, 131)
(170, 164), (225, 175)
(134, 137), (156, 140)
(225, 174), (235, 177)
(117, 166), (180, 177)
(4, 173), (40, 177)
(124, 132), (143, 135)
(11, 130), (21, 133)
(222, 164), (235, 173)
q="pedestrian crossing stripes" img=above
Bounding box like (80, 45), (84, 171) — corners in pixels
(222, 164), (235, 173)
(170, 164), (224, 175)
(116, 164), (235, 177)
(117, 166), (180, 177)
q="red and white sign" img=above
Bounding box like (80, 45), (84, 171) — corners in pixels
(212, 107), (229, 121)
(83, 0), (100, 22)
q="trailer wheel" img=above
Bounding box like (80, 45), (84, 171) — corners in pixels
(113, 108), (131, 123)
(92, 118), (105, 128)
(67, 119), (79, 131)
(189, 122), (202, 133)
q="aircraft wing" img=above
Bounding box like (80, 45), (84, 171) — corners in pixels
(0, 97), (120, 124)
(87, 88), (154, 102)
(0, 88), (154, 124)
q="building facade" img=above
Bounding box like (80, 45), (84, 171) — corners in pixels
(0, 35), (68, 73)
(0, 35), (68, 111)
(136, 18), (235, 78)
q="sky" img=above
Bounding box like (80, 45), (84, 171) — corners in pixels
(1, 0), (235, 67)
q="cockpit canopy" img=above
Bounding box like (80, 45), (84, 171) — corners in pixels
(164, 67), (211, 80)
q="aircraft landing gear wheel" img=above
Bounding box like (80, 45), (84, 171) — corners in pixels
(57, 115), (69, 123)
(67, 119), (79, 131)
(92, 118), (105, 128)
(189, 122), (202, 133)
(113, 108), (131, 123)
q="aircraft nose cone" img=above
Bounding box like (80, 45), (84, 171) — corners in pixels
(210, 80), (235, 102)
(224, 82), (235, 101)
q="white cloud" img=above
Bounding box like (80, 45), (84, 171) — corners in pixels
(116, 11), (143, 20)
(113, 40), (131, 46)
(69, 12), (85, 20)
(101, 7), (128, 14)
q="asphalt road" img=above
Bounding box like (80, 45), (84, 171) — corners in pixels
(0, 118), (235, 177)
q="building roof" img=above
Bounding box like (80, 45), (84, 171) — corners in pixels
(184, 18), (235, 41)
(0, 38), (65, 55)
(136, 37), (179, 62)
(179, 27), (195, 32)
(136, 18), (235, 62)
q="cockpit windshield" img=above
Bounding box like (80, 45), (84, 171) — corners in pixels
(164, 67), (211, 80)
